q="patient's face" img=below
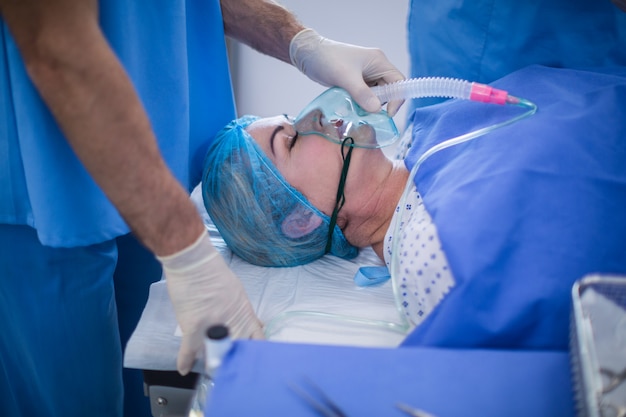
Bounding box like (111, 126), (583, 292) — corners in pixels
(246, 115), (350, 217)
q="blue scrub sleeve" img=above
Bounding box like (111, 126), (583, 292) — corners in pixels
(0, 0), (236, 247)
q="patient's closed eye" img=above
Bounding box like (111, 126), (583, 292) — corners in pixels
(288, 132), (299, 150)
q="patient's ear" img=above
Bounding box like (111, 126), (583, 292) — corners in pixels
(282, 206), (323, 238)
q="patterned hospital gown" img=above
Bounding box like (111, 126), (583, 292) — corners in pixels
(383, 127), (455, 327)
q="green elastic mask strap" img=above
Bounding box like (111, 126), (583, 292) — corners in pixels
(325, 136), (355, 253)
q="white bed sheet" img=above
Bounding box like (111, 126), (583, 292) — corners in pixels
(124, 187), (407, 372)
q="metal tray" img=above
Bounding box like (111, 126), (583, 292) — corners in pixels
(570, 274), (626, 417)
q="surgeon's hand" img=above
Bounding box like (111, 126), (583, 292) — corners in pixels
(289, 28), (405, 117)
(158, 231), (264, 375)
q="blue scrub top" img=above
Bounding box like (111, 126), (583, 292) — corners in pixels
(0, 0), (236, 247)
(407, 0), (626, 108)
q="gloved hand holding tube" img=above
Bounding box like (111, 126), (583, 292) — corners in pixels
(289, 28), (406, 117)
(158, 231), (264, 375)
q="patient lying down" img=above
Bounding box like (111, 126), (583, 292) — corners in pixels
(202, 65), (626, 349)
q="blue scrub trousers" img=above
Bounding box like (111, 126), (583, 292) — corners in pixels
(0, 224), (161, 417)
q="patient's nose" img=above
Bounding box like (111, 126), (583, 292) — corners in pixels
(330, 118), (344, 127)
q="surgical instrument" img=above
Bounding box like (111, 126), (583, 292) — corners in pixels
(600, 367), (626, 417)
(601, 367), (626, 394)
(396, 402), (438, 417)
(289, 377), (348, 417)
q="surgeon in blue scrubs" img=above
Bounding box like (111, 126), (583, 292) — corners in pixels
(0, 1), (404, 416)
(406, 0), (626, 111)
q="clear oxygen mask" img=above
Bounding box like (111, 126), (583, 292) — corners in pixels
(294, 87), (400, 149)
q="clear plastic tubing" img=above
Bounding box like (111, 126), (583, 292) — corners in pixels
(371, 77), (521, 105)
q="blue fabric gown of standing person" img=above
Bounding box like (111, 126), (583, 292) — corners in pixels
(0, 1), (236, 416)
(406, 0), (626, 110)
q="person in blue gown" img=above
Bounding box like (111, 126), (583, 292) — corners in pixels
(0, 1), (404, 416)
(406, 0), (626, 112)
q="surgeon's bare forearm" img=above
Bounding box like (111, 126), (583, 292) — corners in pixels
(221, 0), (305, 64)
(0, 0), (205, 256)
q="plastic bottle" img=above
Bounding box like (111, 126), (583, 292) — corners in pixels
(188, 325), (232, 417)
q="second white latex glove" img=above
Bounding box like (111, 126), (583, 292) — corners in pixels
(158, 231), (264, 375)
(290, 28), (405, 116)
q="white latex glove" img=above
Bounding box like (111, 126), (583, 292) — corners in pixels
(158, 231), (264, 375)
(289, 28), (405, 116)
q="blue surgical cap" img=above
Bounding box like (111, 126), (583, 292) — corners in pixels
(202, 115), (358, 267)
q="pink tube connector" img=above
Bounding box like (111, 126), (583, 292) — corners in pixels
(469, 83), (509, 105)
